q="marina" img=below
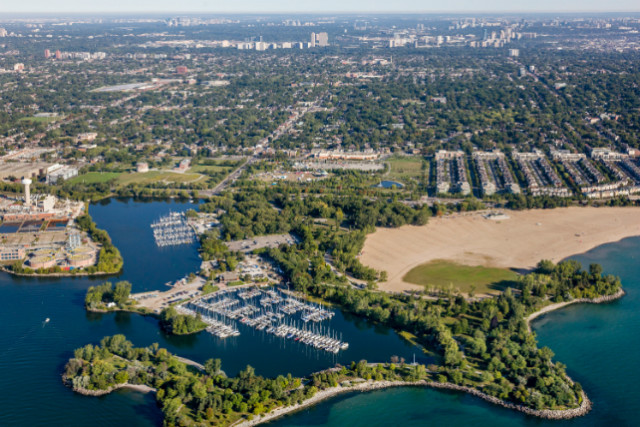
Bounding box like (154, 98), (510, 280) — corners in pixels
(175, 305), (240, 338)
(178, 287), (347, 353)
(150, 212), (196, 247)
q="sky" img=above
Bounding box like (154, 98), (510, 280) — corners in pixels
(1, 0), (639, 14)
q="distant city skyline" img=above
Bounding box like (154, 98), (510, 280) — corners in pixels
(1, 0), (640, 14)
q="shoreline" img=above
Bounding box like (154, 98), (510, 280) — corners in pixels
(0, 266), (119, 278)
(526, 288), (626, 332)
(66, 361), (594, 426)
(72, 283), (626, 425)
(236, 378), (591, 427)
(85, 305), (209, 336)
(86, 305), (156, 317)
(241, 291), (629, 426)
(70, 376), (591, 425)
(69, 382), (156, 397)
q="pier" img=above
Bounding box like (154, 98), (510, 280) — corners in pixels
(178, 287), (348, 353)
(150, 212), (196, 247)
(176, 305), (240, 338)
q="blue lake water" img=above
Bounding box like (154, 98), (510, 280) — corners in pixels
(0, 198), (637, 426)
(89, 197), (203, 292)
(0, 198), (417, 426)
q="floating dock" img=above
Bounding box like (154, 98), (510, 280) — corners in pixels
(179, 287), (347, 352)
(151, 212), (196, 247)
(176, 305), (240, 338)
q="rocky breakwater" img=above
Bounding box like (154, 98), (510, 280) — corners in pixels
(234, 380), (415, 427)
(236, 377), (592, 426)
(424, 381), (592, 420)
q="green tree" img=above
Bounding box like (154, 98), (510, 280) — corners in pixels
(205, 358), (222, 376)
(113, 281), (131, 306)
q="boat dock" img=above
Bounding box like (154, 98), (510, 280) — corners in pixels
(151, 212), (196, 247)
(267, 324), (348, 353)
(178, 287), (348, 352)
(177, 305), (240, 338)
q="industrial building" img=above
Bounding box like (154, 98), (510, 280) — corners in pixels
(46, 165), (78, 184)
(0, 180), (98, 271)
(0, 247), (25, 261)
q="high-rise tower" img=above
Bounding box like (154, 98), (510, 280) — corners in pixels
(22, 178), (32, 207)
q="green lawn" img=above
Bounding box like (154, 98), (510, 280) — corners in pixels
(70, 170), (204, 186)
(402, 260), (519, 295)
(19, 115), (63, 124)
(117, 171), (203, 185)
(387, 156), (427, 182)
(67, 172), (122, 185)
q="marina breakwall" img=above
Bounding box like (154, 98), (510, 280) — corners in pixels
(65, 367), (592, 424)
(236, 378), (592, 427)
(241, 290), (625, 425)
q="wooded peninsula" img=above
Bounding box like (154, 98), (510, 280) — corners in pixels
(68, 257), (623, 426)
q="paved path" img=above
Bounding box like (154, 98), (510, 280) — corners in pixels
(176, 356), (205, 371)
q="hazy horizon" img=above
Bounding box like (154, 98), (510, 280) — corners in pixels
(1, 0), (639, 15)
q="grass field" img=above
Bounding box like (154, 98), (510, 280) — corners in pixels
(67, 172), (122, 185)
(19, 115), (62, 124)
(68, 170), (204, 186)
(386, 156), (427, 182)
(402, 260), (519, 295)
(117, 171), (203, 185)
(190, 164), (235, 175)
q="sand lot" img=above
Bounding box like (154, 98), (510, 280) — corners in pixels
(361, 207), (640, 293)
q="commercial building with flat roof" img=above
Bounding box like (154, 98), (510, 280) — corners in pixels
(46, 165), (78, 184)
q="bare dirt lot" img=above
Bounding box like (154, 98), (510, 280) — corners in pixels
(226, 234), (296, 253)
(361, 207), (640, 293)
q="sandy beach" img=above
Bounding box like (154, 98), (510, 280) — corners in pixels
(361, 207), (640, 293)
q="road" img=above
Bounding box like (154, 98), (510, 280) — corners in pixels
(201, 156), (256, 196)
(200, 100), (323, 196)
